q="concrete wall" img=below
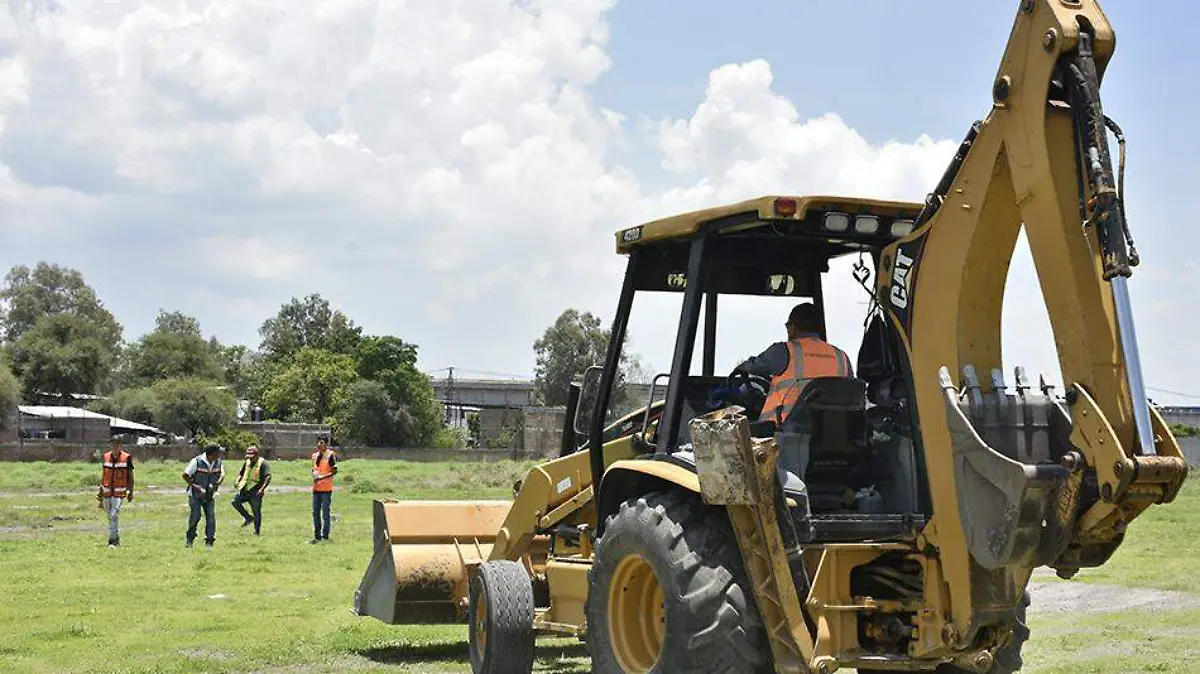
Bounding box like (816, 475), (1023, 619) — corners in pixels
(1178, 437), (1200, 468)
(1158, 407), (1200, 427)
(0, 442), (523, 463)
(479, 408), (523, 449)
(522, 406), (567, 459)
(236, 421), (331, 452)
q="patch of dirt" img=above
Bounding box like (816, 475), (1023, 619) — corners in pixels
(1028, 578), (1200, 614)
(179, 648), (234, 661)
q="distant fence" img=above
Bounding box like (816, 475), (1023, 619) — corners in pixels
(4, 438), (1197, 469)
(0, 442), (530, 464)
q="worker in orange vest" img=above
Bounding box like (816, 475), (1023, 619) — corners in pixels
(97, 436), (135, 548)
(735, 303), (854, 427)
(309, 436), (338, 543)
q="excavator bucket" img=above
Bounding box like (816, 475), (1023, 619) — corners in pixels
(354, 499), (513, 624)
(940, 366), (1070, 569)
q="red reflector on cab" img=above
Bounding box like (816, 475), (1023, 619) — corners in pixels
(773, 198), (798, 218)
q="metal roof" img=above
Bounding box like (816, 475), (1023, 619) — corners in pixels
(18, 406), (165, 434)
(614, 194), (925, 253)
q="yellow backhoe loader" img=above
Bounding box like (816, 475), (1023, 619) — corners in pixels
(354, 1), (1189, 672)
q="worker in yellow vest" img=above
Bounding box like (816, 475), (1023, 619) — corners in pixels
(309, 436), (338, 543)
(97, 436), (134, 548)
(230, 445), (271, 535)
(736, 303), (854, 427)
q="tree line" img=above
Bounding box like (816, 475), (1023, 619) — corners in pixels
(0, 263), (444, 448)
(0, 262), (652, 449)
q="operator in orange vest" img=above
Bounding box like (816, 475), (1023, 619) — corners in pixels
(97, 435), (135, 548)
(735, 303), (854, 427)
(309, 436), (338, 544)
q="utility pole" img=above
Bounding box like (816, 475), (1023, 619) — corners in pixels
(446, 367), (456, 426)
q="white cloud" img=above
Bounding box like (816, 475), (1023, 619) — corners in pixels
(0, 0), (1146, 402)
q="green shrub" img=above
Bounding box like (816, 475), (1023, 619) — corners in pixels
(1170, 423), (1200, 438)
(196, 427), (262, 454)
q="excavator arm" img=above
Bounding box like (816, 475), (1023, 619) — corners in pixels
(876, 0), (1188, 647)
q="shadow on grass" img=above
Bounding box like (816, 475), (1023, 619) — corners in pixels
(355, 642), (589, 671)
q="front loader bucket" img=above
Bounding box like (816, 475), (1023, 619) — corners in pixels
(354, 499), (512, 624)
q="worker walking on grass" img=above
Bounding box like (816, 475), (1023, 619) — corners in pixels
(183, 443), (225, 549)
(97, 436), (134, 548)
(230, 445), (271, 535)
(309, 436), (337, 543)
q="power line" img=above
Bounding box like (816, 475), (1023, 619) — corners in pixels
(1146, 386), (1200, 401)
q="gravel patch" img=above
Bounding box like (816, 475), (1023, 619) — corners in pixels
(1029, 577), (1200, 614)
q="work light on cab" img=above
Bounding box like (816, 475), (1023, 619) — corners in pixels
(823, 212), (850, 232)
(854, 215), (880, 234)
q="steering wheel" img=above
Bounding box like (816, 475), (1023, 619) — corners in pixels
(721, 369), (771, 411)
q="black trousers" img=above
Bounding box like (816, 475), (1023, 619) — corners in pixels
(231, 490), (263, 533)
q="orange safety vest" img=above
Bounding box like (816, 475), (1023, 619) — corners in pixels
(100, 450), (132, 498)
(759, 337), (852, 424)
(312, 450), (336, 493)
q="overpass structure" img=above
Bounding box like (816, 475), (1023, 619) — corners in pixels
(430, 376), (537, 410)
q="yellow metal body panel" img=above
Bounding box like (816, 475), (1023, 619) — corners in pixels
(353, 500), (512, 624)
(871, 0), (1184, 644)
(541, 559), (592, 635)
(606, 458), (700, 493)
(616, 195), (922, 254)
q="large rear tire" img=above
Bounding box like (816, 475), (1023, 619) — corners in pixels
(585, 490), (770, 674)
(468, 560), (536, 674)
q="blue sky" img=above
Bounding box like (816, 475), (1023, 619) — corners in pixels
(0, 0), (1196, 404)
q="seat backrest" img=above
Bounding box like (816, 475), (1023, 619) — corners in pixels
(798, 376), (868, 411)
(790, 377), (869, 454)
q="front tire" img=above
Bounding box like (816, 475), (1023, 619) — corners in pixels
(585, 490), (770, 674)
(468, 560), (535, 674)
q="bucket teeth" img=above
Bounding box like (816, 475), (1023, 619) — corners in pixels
(1014, 366), (1030, 394)
(990, 368), (1007, 395)
(963, 365), (984, 406)
(1039, 372), (1056, 397)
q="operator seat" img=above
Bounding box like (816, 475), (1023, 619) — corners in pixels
(775, 377), (870, 512)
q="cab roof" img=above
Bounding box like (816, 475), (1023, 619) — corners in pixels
(615, 195), (924, 254)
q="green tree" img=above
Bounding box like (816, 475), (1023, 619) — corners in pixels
(532, 308), (653, 428)
(262, 347), (358, 422)
(334, 380), (403, 446)
(122, 311), (222, 386)
(354, 335), (441, 446)
(88, 387), (160, 426)
(151, 378), (235, 438)
(10, 313), (115, 400)
(533, 309), (610, 407)
(0, 262), (123, 349)
(258, 294), (362, 362)
(215, 343), (252, 396)
(0, 353), (20, 429)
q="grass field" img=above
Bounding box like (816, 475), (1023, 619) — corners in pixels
(0, 458), (1195, 673)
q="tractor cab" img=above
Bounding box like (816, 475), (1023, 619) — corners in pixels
(583, 195), (930, 543)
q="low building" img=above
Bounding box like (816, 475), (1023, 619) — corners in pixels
(17, 406), (165, 443)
